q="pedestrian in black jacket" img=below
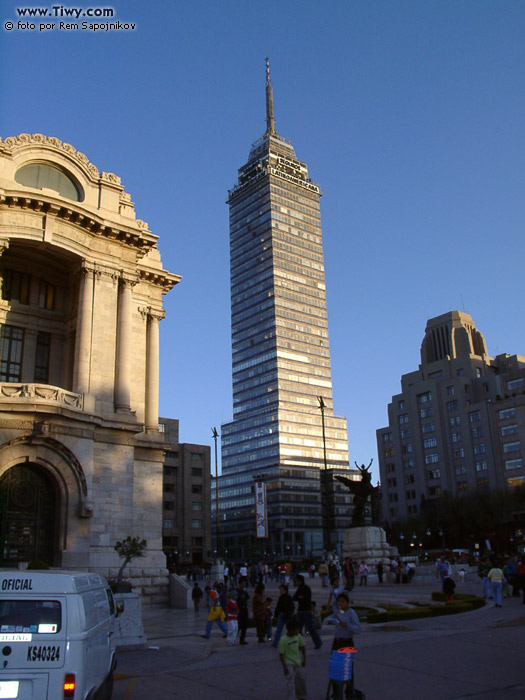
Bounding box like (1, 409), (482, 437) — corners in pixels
(191, 582), (203, 611)
(271, 583), (295, 648)
(236, 578), (250, 644)
(293, 575), (323, 649)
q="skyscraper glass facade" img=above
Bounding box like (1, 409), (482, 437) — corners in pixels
(218, 68), (352, 559)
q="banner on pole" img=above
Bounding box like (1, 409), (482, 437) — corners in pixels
(255, 481), (268, 538)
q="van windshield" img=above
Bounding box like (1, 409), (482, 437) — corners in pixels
(0, 600), (61, 634)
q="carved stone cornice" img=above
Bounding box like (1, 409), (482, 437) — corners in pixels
(0, 135), (180, 298)
(0, 193), (158, 256)
(0, 133), (112, 184)
(138, 267), (181, 293)
(0, 133), (159, 257)
(100, 171), (121, 186)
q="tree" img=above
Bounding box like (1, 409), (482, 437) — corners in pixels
(390, 485), (525, 554)
(114, 536), (147, 586)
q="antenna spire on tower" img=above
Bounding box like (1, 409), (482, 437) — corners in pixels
(265, 57), (276, 135)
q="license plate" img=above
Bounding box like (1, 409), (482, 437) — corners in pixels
(26, 644), (61, 662)
(0, 682), (19, 699)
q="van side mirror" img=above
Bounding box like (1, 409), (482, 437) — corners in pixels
(116, 601), (125, 617)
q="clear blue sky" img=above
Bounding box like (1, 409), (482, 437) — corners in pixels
(2, 1), (524, 482)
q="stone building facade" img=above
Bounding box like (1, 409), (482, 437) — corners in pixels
(377, 311), (525, 524)
(0, 133), (179, 602)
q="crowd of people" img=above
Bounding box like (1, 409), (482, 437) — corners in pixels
(477, 555), (525, 606)
(185, 552), (525, 699)
(193, 570), (324, 649)
(433, 553), (525, 606)
(185, 560), (303, 587)
(190, 563), (365, 700)
(188, 554), (420, 634)
(183, 555), (421, 592)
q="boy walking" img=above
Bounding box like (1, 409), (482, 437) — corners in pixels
(278, 618), (307, 700)
(329, 592), (362, 699)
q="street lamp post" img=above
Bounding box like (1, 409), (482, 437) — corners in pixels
(212, 427), (220, 558)
(318, 396), (330, 556)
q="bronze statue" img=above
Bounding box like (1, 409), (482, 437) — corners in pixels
(335, 459), (382, 526)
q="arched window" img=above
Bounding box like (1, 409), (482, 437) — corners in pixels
(15, 162), (83, 202)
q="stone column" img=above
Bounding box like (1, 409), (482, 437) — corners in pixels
(114, 277), (133, 411)
(145, 310), (162, 431)
(74, 265), (94, 394)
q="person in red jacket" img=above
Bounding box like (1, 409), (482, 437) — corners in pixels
(225, 590), (239, 645)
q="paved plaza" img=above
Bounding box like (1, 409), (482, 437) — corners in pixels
(112, 576), (525, 700)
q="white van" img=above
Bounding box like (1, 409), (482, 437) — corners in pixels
(0, 570), (120, 700)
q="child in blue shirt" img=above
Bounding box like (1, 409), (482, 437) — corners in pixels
(329, 592), (362, 699)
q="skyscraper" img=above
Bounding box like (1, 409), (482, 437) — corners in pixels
(377, 311), (525, 524)
(218, 62), (353, 560)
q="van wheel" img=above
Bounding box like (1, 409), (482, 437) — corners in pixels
(96, 673), (114, 700)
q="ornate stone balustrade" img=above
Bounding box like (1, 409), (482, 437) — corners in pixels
(0, 383), (83, 409)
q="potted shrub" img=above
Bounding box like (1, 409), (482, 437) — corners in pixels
(27, 559), (50, 570)
(113, 536), (147, 593)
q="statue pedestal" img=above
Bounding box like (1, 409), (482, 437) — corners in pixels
(209, 558), (224, 581)
(342, 526), (396, 564)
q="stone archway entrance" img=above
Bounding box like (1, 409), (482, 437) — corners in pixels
(0, 463), (59, 566)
